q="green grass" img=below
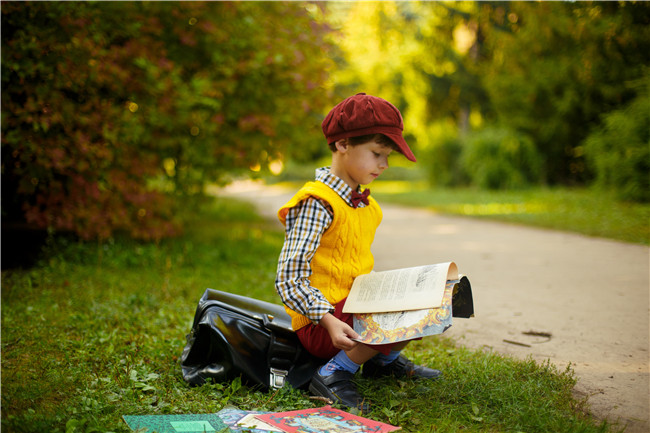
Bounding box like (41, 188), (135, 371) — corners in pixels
(1, 196), (619, 433)
(367, 181), (649, 246)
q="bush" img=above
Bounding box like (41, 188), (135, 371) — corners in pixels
(1, 2), (335, 240)
(460, 126), (542, 190)
(583, 74), (650, 203)
(427, 132), (469, 188)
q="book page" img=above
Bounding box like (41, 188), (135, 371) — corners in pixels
(342, 262), (458, 313)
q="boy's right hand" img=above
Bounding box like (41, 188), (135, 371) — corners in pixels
(320, 313), (359, 351)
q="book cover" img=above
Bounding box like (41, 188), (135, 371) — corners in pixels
(352, 280), (455, 345)
(255, 405), (400, 433)
(122, 413), (228, 433)
(217, 407), (280, 432)
(236, 413), (283, 432)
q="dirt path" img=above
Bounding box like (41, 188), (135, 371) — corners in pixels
(216, 181), (649, 432)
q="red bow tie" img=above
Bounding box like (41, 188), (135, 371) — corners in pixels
(350, 189), (370, 208)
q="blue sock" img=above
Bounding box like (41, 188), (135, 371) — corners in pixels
(372, 350), (401, 366)
(319, 351), (361, 376)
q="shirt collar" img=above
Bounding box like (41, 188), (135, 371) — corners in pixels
(315, 167), (366, 208)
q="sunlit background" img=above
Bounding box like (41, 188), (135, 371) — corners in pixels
(2, 1), (648, 241)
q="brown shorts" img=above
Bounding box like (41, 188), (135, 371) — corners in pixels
(296, 297), (395, 360)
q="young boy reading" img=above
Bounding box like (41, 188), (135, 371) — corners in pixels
(275, 93), (441, 411)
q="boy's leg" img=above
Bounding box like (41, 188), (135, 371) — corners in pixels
(299, 299), (440, 410)
(300, 299), (380, 411)
(319, 343), (380, 375)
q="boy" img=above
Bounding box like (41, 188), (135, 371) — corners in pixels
(275, 93), (440, 411)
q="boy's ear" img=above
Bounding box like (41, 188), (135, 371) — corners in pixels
(335, 139), (350, 153)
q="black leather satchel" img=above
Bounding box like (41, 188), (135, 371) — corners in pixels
(180, 289), (321, 390)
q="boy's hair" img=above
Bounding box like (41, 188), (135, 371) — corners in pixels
(327, 133), (399, 153)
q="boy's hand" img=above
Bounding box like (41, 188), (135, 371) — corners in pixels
(320, 313), (359, 351)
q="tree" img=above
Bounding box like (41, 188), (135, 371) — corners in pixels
(328, 1), (490, 147)
(584, 70), (650, 202)
(481, 1), (650, 184)
(328, 1), (650, 192)
(2, 1), (335, 240)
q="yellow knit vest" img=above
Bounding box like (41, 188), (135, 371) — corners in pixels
(278, 181), (382, 330)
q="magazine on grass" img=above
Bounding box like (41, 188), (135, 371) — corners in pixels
(122, 413), (227, 433)
(217, 407), (280, 432)
(254, 405), (400, 433)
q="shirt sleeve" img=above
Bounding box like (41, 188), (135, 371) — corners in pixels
(275, 196), (334, 324)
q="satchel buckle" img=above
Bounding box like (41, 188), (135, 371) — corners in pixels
(269, 367), (288, 389)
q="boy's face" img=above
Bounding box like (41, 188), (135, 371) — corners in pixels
(335, 138), (392, 188)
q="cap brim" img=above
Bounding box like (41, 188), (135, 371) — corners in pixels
(384, 132), (416, 162)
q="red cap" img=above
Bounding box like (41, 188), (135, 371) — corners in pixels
(321, 93), (416, 162)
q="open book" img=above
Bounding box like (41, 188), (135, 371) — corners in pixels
(342, 262), (474, 345)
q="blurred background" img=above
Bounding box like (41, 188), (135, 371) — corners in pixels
(2, 1), (648, 245)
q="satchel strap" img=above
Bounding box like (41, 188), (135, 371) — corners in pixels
(267, 331), (300, 389)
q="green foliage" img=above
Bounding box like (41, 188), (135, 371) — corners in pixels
(460, 126), (542, 190)
(329, 1), (650, 194)
(481, 1), (650, 185)
(1, 196), (615, 433)
(426, 127), (468, 188)
(1, 1), (335, 240)
(584, 72), (650, 202)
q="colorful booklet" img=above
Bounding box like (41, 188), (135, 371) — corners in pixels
(217, 407), (280, 432)
(254, 405), (400, 433)
(122, 413), (228, 433)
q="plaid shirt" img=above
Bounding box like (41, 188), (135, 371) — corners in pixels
(275, 167), (369, 324)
